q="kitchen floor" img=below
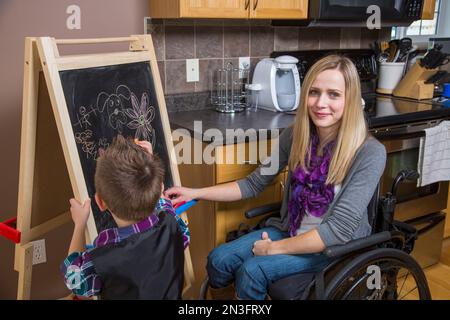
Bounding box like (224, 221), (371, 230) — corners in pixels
(424, 238), (450, 300)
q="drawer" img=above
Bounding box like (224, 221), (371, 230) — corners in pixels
(215, 139), (273, 184)
(215, 174), (285, 245)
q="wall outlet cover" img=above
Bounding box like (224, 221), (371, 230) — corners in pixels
(32, 239), (47, 265)
(239, 57), (251, 79)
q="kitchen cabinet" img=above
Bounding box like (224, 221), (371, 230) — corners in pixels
(422, 0), (437, 20)
(149, 0), (308, 19)
(177, 136), (286, 296)
(444, 184), (450, 239)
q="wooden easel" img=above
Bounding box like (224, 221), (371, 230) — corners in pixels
(15, 35), (194, 299)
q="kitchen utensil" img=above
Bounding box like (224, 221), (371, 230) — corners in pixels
(402, 45), (418, 76)
(397, 37), (413, 62)
(388, 40), (400, 62)
(421, 44), (449, 69)
(425, 71), (448, 84)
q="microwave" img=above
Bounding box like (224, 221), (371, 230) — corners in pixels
(274, 0), (424, 27)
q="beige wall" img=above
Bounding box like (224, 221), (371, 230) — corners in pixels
(0, 0), (148, 299)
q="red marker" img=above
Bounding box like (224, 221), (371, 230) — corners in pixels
(173, 201), (186, 209)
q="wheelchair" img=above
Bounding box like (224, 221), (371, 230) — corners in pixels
(199, 169), (431, 300)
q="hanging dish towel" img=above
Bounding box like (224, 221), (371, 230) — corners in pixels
(417, 121), (450, 187)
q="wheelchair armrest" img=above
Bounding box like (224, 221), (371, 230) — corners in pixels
(244, 202), (282, 219)
(323, 231), (392, 258)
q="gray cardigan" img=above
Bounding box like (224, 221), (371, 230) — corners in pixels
(237, 126), (387, 247)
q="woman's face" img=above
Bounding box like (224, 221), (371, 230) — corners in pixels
(307, 69), (346, 136)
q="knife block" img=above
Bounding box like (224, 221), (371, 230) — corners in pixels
(393, 61), (438, 100)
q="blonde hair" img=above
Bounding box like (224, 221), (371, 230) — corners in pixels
(288, 55), (368, 185)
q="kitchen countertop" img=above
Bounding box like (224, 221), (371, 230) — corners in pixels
(168, 96), (450, 145)
(168, 108), (296, 145)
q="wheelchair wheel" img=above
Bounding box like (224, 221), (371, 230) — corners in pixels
(324, 248), (431, 300)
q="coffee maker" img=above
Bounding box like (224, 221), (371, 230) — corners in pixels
(251, 55), (300, 112)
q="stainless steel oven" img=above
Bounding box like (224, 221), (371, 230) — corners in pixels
(373, 119), (449, 221)
(373, 119), (448, 268)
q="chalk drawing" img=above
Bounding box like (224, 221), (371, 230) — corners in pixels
(72, 85), (156, 159)
(125, 92), (156, 146)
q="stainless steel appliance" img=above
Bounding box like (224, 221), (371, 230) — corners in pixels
(273, 0), (424, 27)
(358, 97), (448, 268)
(271, 48), (450, 269)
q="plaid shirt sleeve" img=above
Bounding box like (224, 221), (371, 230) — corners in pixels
(60, 250), (101, 297)
(157, 198), (190, 249)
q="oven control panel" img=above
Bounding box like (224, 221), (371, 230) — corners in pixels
(406, 0), (424, 19)
(271, 49), (377, 83)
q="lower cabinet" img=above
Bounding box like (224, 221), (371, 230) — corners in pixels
(177, 138), (285, 298)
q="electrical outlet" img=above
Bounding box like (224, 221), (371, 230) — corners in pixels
(186, 59), (199, 82)
(239, 57), (251, 79)
(32, 239), (47, 265)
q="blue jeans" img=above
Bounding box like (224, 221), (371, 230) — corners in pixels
(207, 227), (332, 300)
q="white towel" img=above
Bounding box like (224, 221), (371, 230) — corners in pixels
(417, 121), (450, 187)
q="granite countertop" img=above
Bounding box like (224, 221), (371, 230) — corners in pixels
(168, 108), (296, 145)
(168, 97), (450, 145)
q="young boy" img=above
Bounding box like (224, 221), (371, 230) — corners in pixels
(61, 135), (189, 300)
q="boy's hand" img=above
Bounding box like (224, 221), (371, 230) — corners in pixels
(69, 199), (91, 227)
(135, 139), (153, 155)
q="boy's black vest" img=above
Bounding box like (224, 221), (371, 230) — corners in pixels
(89, 212), (185, 300)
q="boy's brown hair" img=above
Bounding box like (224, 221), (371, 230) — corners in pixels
(95, 135), (164, 221)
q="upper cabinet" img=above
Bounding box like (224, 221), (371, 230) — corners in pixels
(250, 0), (309, 19)
(149, 0), (308, 19)
(422, 0), (437, 20)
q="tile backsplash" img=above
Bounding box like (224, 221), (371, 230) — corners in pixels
(147, 19), (391, 112)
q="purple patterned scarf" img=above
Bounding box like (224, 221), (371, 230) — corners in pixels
(288, 134), (335, 237)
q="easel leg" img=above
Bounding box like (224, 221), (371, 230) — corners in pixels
(17, 243), (33, 300)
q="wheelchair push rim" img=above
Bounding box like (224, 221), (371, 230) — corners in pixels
(324, 248), (431, 300)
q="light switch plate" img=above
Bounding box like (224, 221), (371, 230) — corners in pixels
(186, 59), (199, 82)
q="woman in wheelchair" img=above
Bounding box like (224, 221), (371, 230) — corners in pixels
(166, 55), (429, 300)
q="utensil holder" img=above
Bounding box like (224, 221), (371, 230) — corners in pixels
(393, 61), (439, 100)
(210, 62), (248, 113)
(376, 62), (406, 95)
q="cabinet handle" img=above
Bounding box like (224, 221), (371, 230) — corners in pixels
(245, 0), (250, 10)
(280, 181), (285, 191)
(253, 0), (259, 11)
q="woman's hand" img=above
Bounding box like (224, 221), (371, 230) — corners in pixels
(69, 198), (91, 228)
(164, 186), (199, 206)
(252, 232), (273, 256)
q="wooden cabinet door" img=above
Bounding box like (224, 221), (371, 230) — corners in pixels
(215, 174), (284, 245)
(250, 0), (308, 19)
(180, 0), (249, 18)
(422, 0), (436, 20)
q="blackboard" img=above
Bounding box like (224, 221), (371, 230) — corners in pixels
(60, 62), (173, 232)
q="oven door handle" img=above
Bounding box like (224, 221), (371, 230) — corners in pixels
(375, 130), (425, 141)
